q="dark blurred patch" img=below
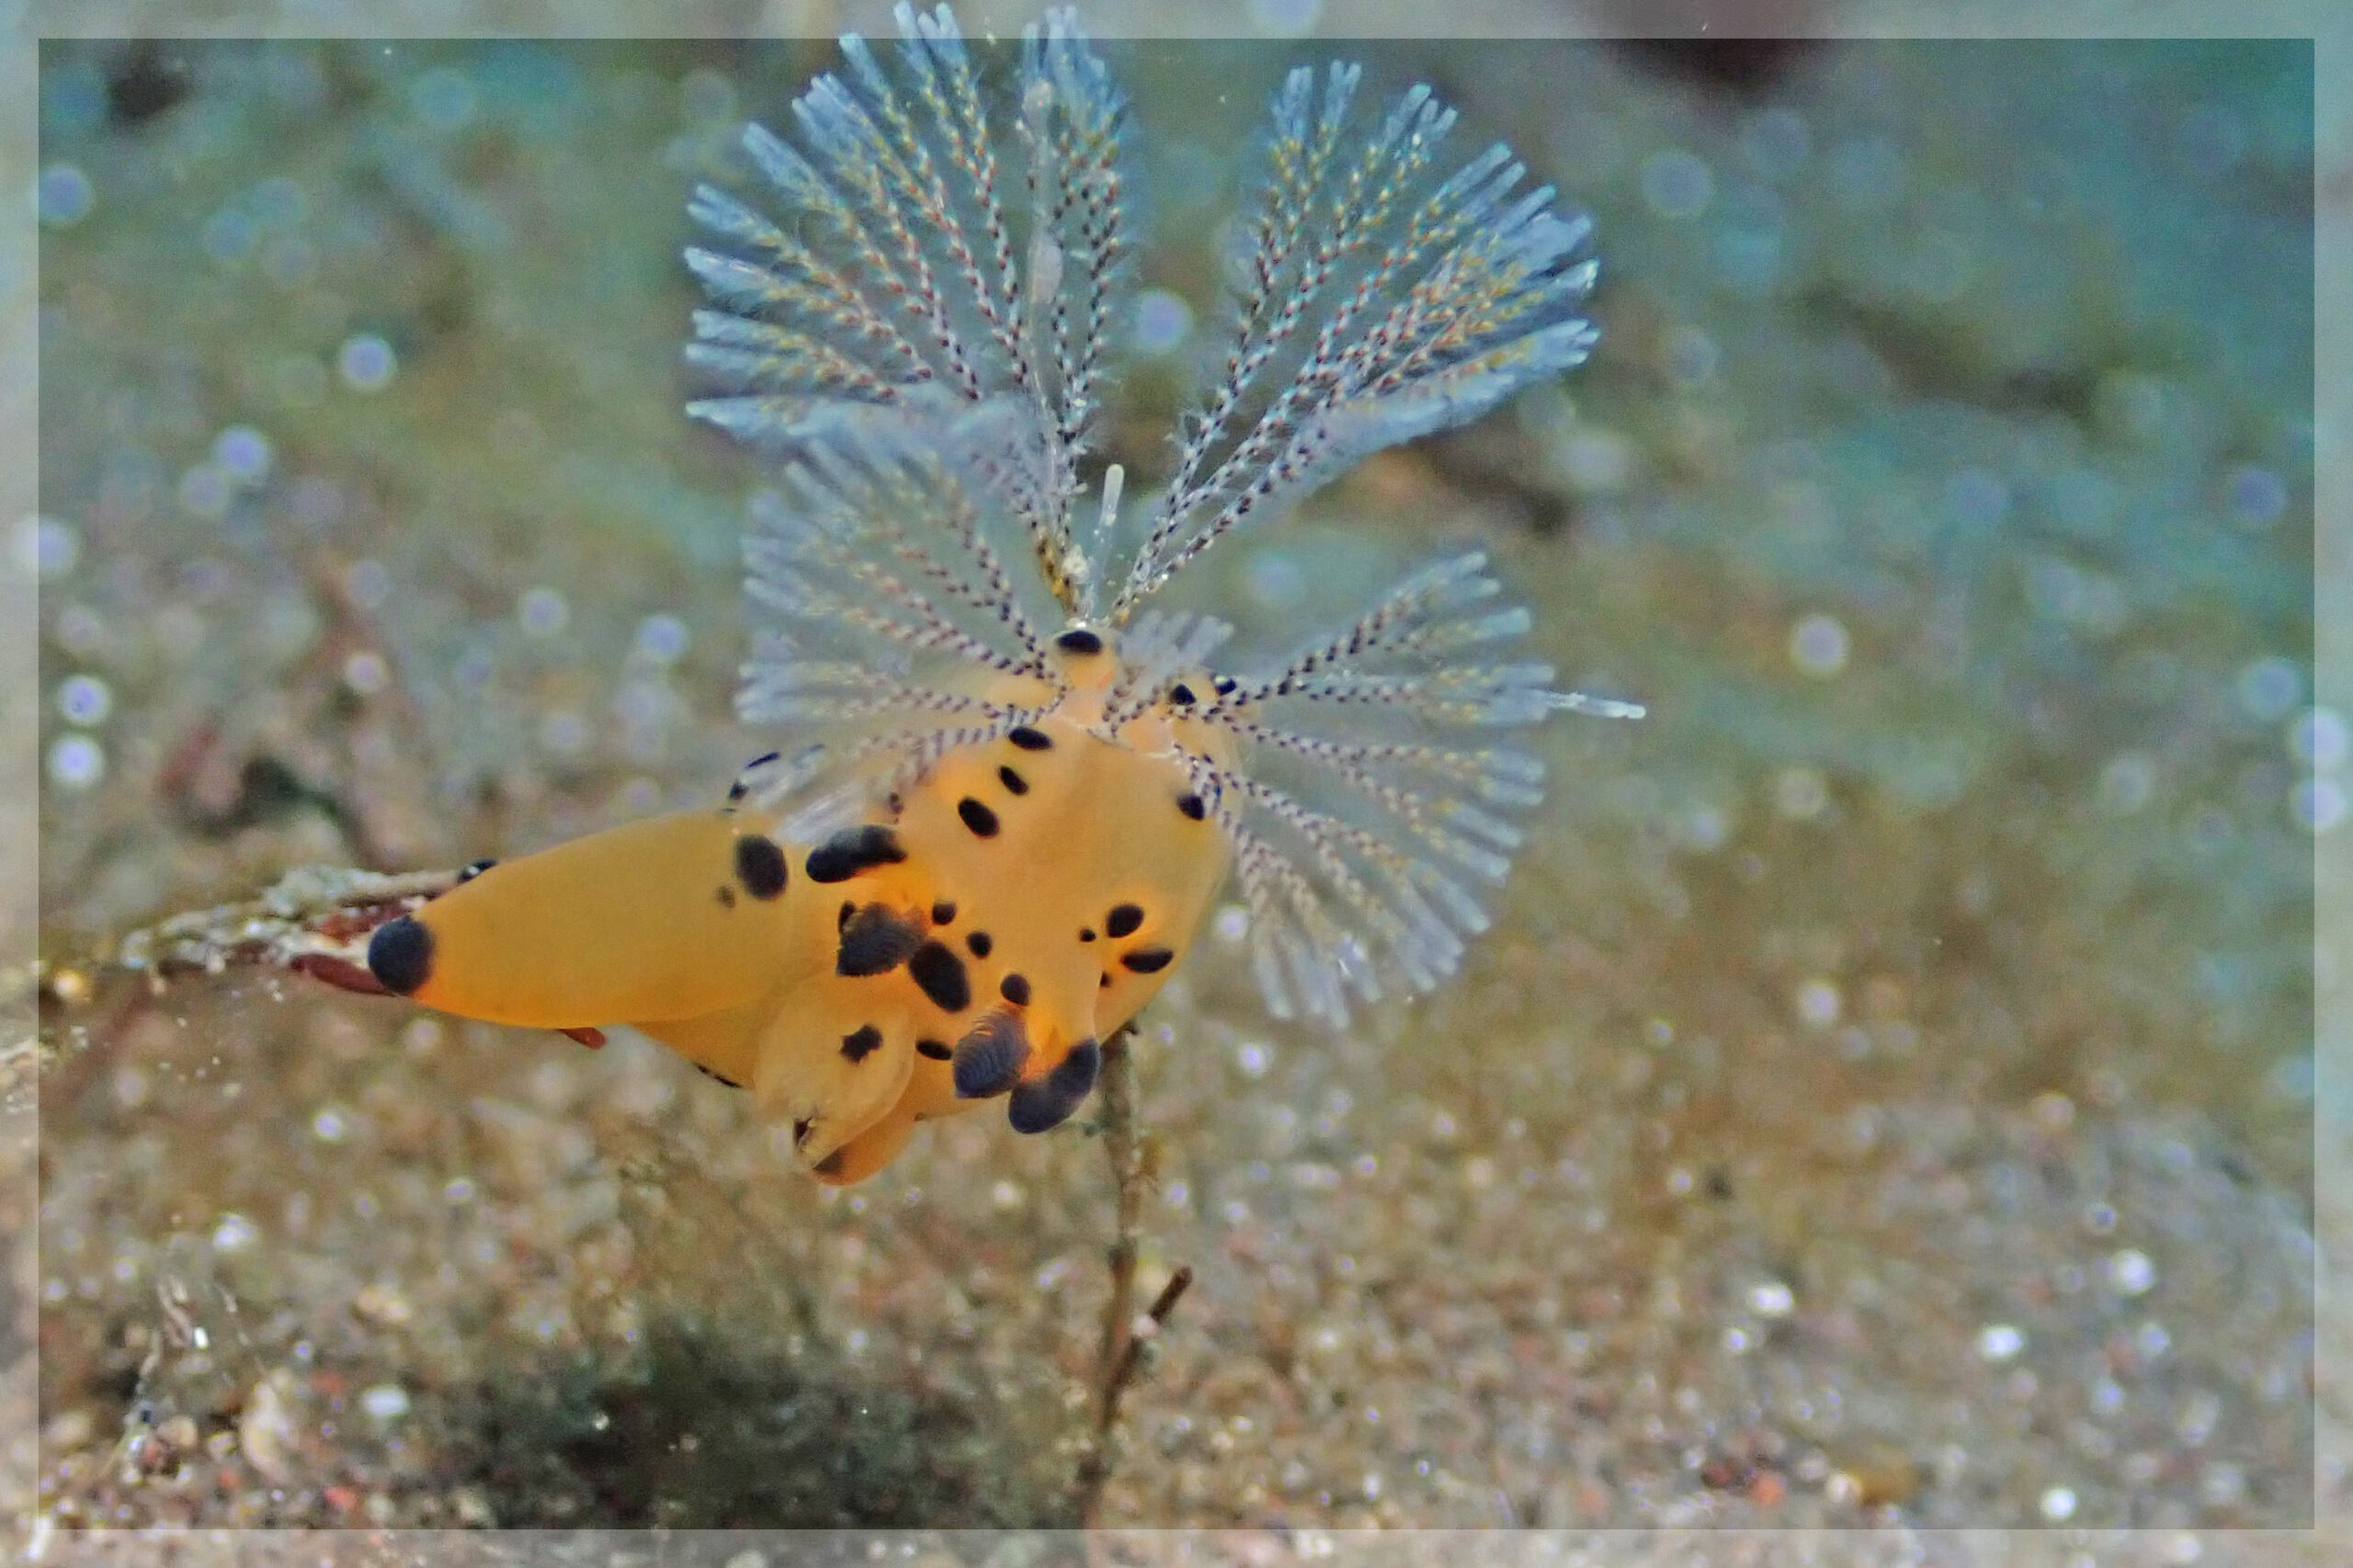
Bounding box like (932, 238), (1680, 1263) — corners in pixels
(90, 1352), (143, 1411)
(1614, 39), (1818, 97)
(450, 1322), (1074, 1528)
(106, 45), (193, 128)
(158, 724), (370, 856)
(180, 755), (350, 840)
(1797, 285), (2164, 426)
(1597, 0), (1824, 97)
(1418, 423), (1574, 536)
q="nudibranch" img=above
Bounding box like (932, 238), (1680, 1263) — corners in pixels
(366, 5), (1638, 1183)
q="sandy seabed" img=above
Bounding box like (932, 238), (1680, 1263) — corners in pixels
(14, 11), (2344, 1559)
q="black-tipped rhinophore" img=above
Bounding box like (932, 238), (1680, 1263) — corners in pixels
(1007, 1037), (1101, 1133)
(367, 915), (435, 996)
(952, 1009), (1030, 1098)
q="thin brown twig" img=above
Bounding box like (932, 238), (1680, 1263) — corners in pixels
(1094, 1027), (1145, 1414)
(86, 863), (459, 991)
(29, 865), (462, 1075)
(1074, 1023), (1193, 1529)
(48, 863), (622, 1049)
(1115, 1265), (1194, 1394)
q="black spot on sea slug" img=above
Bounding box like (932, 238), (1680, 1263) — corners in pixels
(840, 1024), (884, 1062)
(998, 765), (1029, 795)
(804, 824), (906, 883)
(909, 941), (972, 1013)
(931, 900), (957, 926)
(916, 1039), (953, 1061)
(715, 885), (736, 908)
(1176, 792), (1206, 821)
(958, 797), (1000, 837)
(1079, 926), (1096, 943)
(836, 904), (926, 977)
(999, 972), (1029, 1006)
(1055, 629), (1104, 655)
(1007, 725), (1052, 751)
(1121, 946), (1175, 974)
(734, 835), (789, 899)
(1008, 1037), (1100, 1134)
(367, 915), (435, 996)
(952, 1010), (1030, 1098)
(966, 930), (993, 959)
(1168, 682), (1196, 707)
(1105, 903), (1143, 938)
